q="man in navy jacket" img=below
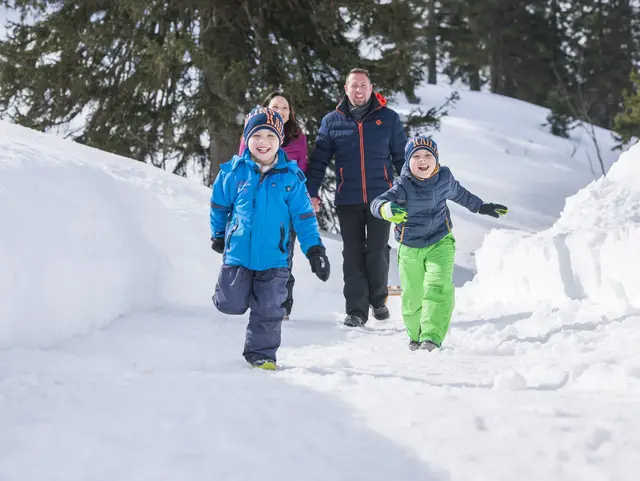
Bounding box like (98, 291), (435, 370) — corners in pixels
(306, 68), (408, 327)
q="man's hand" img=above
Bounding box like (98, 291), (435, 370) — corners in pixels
(311, 197), (321, 213)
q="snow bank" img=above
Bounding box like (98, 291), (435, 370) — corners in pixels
(0, 122), (215, 348)
(459, 141), (640, 318)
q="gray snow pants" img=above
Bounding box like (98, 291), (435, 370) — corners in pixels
(213, 265), (289, 363)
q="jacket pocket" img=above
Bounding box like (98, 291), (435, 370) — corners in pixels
(278, 224), (286, 253)
(383, 164), (392, 188)
(337, 167), (345, 193)
(226, 223), (239, 251)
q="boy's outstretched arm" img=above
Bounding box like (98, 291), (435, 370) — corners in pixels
(446, 172), (484, 213)
(370, 181), (408, 223)
(447, 171), (508, 218)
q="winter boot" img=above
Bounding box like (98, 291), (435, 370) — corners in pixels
(248, 359), (277, 370)
(419, 340), (439, 352)
(409, 340), (420, 351)
(372, 304), (390, 321)
(344, 314), (366, 327)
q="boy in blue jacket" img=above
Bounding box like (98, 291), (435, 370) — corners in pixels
(371, 136), (507, 351)
(210, 107), (330, 370)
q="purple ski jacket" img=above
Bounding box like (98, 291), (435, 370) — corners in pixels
(239, 132), (308, 173)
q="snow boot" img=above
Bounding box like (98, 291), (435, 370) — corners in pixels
(372, 304), (390, 321)
(419, 340), (439, 352)
(344, 314), (366, 327)
(248, 359), (277, 371)
(409, 340), (420, 351)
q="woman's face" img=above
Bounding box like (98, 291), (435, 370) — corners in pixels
(267, 96), (290, 124)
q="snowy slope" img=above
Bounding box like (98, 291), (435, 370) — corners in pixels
(1, 84), (638, 481)
(387, 84), (620, 277)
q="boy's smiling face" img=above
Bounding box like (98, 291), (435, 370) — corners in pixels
(247, 129), (280, 165)
(409, 149), (437, 179)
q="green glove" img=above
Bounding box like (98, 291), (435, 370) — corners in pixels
(380, 202), (408, 224)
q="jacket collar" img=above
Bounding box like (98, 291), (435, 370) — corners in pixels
(231, 148), (289, 173)
(336, 92), (387, 116)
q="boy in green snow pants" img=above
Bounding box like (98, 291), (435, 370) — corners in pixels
(370, 136), (508, 351)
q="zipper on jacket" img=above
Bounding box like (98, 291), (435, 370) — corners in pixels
(399, 224), (406, 243)
(226, 223), (239, 251)
(357, 121), (367, 203)
(445, 216), (451, 233)
(338, 167), (345, 193)
(278, 224), (286, 253)
(383, 164), (392, 188)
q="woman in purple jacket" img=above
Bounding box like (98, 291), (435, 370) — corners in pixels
(238, 91), (308, 320)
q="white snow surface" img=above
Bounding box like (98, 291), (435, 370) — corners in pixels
(1, 86), (639, 481)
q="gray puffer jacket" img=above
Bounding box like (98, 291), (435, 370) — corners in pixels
(370, 162), (483, 248)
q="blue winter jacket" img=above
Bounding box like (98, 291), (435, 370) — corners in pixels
(210, 149), (323, 271)
(370, 162), (484, 248)
(306, 93), (407, 206)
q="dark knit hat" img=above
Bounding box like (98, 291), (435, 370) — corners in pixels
(243, 107), (284, 146)
(404, 136), (439, 163)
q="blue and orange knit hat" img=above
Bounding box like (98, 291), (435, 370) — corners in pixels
(404, 136), (439, 163)
(243, 107), (285, 146)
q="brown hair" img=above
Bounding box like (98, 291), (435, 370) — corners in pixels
(346, 68), (372, 83)
(262, 91), (302, 142)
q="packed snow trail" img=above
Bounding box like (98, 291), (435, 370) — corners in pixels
(0, 306), (443, 481)
(2, 296), (638, 481)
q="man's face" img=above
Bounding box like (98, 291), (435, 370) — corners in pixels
(344, 73), (373, 107)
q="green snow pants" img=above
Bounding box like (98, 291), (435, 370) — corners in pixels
(398, 234), (456, 346)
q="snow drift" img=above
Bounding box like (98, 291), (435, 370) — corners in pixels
(459, 140), (640, 319)
(0, 122), (215, 348)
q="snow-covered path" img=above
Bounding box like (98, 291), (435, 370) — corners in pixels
(2, 292), (638, 480)
(0, 304), (441, 481)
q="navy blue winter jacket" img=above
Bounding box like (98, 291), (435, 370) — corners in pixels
(370, 162), (484, 248)
(306, 93), (407, 206)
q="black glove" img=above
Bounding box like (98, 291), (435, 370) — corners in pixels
(307, 245), (330, 282)
(478, 203), (508, 218)
(211, 237), (225, 254)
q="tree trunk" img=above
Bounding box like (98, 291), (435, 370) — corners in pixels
(489, 5), (503, 94)
(427, 0), (438, 85)
(208, 131), (239, 186)
(469, 70), (481, 91)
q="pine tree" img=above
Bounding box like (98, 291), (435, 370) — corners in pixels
(554, 0), (638, 130)
(440, 0), (488, 91)
(613, 69), (640, 146)
(350, 0), (426, 103)
(0, 0), (416, 187)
